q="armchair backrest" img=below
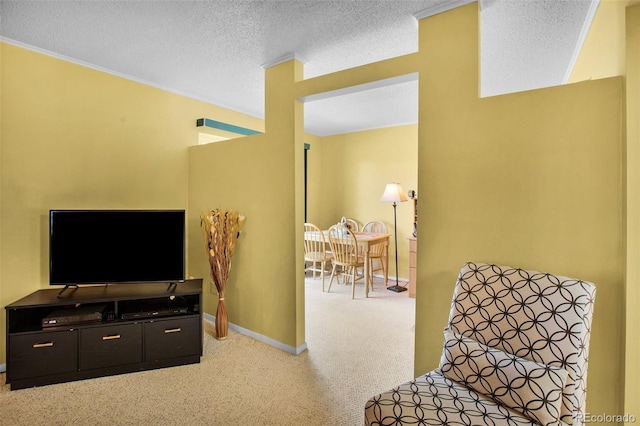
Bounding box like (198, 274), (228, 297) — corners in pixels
(447, 262), (596, 425)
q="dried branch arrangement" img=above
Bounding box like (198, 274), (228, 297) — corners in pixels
(200, 208), (245, 340)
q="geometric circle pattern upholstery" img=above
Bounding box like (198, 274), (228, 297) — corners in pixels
(364, 262), (596, 426)
(440, 330), (568, 425)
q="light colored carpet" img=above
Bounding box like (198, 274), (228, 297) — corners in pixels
(0, 276), (415, 425)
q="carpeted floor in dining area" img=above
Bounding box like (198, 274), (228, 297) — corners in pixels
(0, 274), (416, 426)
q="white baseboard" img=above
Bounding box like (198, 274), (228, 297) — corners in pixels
(374, 274), (409, 283)
(0, 363), (5, 373)
(203, 313), (307, 355)
(203, 275), (406, 355)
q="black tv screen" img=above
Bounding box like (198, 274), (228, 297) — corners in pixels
(49, 210), (185, 285)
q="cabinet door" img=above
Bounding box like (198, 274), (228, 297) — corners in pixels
(144, 316), (200, 361)
(79, 323), (142, 370)
(9, 330), (78, 380)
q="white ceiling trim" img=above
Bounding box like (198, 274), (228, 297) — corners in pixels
(261, 52), (308, 69)
(0, 36), (260, 119)
(0, 36), (126, 77)
(562, 0), (601, 83)
(413, 0), (476, 20)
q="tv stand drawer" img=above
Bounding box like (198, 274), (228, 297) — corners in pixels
(79, 323), (143, 370)
(144, 316), (201, 361)
(9, 330), (78, 380)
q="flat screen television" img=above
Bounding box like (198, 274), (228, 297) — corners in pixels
(49, 209), (185, 287)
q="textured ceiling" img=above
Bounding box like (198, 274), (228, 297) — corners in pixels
(0, 0), (598, 136)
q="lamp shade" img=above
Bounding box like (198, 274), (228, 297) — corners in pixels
(380, 183), (409, 203)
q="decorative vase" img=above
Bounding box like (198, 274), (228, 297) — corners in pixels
(215, 292), (228, 340)
(200, 209), (245, 341)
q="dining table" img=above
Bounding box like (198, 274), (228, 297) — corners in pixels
(304, 229), (390, 297)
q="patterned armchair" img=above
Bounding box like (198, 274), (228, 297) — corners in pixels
(364, 262), (596, 426)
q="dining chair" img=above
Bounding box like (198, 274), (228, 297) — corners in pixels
(327, 224), (365, 299)
(334, 217), (359, 283)
(345, 218), (359, 232)
(362, 221), (388, 288)
(362, 220), (386, 234)
(304, 223), (332, 291)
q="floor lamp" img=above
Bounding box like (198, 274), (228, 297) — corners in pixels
(380, 182), (408, 292)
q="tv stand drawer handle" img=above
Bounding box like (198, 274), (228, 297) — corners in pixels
(164, 328), (182, 334)
(33, 342), (54, 348)
(102, 334), (121, 341)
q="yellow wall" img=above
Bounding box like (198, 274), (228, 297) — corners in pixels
(304, 132), (324, 225)
(625, 4), (640, 418)
(569, 0), (628, 84)
(569, 0), (640, 416)
(0, 34), (4, 360)
(187, 60), (306, 350)
(188, 133), (302, 348)
(415, 3), (623, 417)
(317, 125), (417, 280)
(0, 42), (263, 363)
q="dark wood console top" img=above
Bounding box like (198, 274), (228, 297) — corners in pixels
(5, 279), (203, 309)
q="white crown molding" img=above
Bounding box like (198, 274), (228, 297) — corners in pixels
(0, 36), (265, 120)
(563, 0), (600, 84)
(413, 0), (477, 20)
(1, 36), (159, 88)
(261, 52), (307, 69)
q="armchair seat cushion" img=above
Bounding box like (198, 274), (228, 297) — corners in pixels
(364, 369), (569, 426)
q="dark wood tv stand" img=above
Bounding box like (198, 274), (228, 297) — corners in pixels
(4, 279), (203, 390)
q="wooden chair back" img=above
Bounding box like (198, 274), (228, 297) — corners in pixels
(345, 218), (359, 232)
(362, 221), (387, 234)
(304, 223), (328, 261)
(327, 224), (359, 267)
(362, 221), (388, 257)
